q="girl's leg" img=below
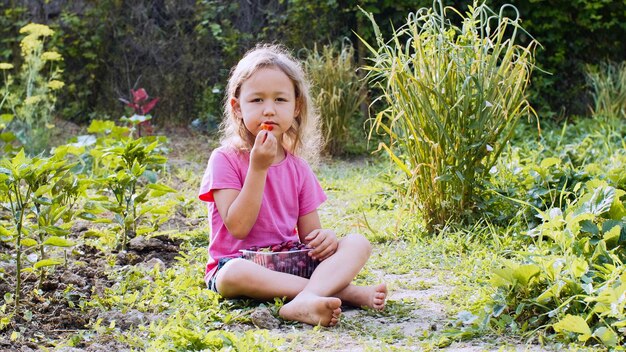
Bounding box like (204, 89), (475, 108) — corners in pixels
(278, 233), (386, 325)
(216, 259), (341, 326)
(215, 234), (387, 326)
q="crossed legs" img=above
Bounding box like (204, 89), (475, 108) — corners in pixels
(214, 233), (387, 326)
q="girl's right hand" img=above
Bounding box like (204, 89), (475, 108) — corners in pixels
(250, 129), (276, 171)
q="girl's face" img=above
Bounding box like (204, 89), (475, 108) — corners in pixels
(231, 67), (299, 143)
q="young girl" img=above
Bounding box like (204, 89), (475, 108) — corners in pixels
(198, 44), (386, 327)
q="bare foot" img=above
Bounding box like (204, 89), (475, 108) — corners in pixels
(338, 283), (387, 310)
(279, 292), (342, 327)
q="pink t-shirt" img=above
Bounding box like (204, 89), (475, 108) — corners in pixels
(198, 146), (327, 282)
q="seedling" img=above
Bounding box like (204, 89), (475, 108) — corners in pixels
(0, 150), (78, 315)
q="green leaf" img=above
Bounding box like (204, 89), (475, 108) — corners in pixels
(42, 236), (75, 247)
(603, 223), (621, 247)
(570, 257), (589, 278)
(581, 186), (615, 216)
(580, 220), (599, 235)
(42, 225), (69, 236)
(593, 327), (617, 347)
(608, 189), (626, 219)
(0, 132), (16, 143)
(134, 188), (150, 204)
(0, 226), (11, 237)
(513, 264), (540, 287)
(540, 157), (561, 169)
(20, 238), (37, 247)
(0, 113), (13, 123)
(84, 230), (103, 238)
(87, 119), (116, 134)
(553, 315), (592, 341)
(492, 304), (506, 317)
(33, 258), (63, 269)
(148, 183), (177, 196)
(77, 212), (97, 221)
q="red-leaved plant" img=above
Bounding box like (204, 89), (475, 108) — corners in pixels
(119, 88), (159, 136)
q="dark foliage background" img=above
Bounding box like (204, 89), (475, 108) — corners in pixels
(1, 0), (624, 127)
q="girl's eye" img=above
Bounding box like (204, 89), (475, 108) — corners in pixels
(276, 98), (286, 102)
(251, 98), (262, 103)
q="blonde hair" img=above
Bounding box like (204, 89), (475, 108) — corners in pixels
(220, 43), (322, 165)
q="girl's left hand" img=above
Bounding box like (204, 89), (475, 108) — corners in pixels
(304, 229), (338, 261)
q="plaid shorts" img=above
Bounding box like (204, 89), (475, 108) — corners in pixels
(206, 257), (237, 292)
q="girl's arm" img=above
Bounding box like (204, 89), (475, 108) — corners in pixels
(297, 210), (338, 261)
(213, 131), (277, 239)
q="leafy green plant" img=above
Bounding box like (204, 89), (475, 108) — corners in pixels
(360, 1), (537, 231)
(0, 150), (79, 315)
(485, 116), (625, 228)
(84, 120), (176, 250)
(481, 180), (626, 347)
(304, 43), (366, 156)
(0, 23), (64, 155)
(585, 60), (626, 121)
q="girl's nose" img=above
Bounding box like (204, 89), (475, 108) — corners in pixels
(262, 102), (276, 115)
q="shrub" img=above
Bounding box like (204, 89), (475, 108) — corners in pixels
(585, 61), (626, 121)
(304, 43), (367, 156)
(360, 1), (537, 231)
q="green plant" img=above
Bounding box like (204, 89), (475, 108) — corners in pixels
(585, 60), (626, 121)
(193, 83), (223, 134)
(0, 23), (64, 155)
(84, 120), (176, 250)
(0, 150), (78, 315)
(481, 180), (626, 347)
(360, 1), (537, 231)
(304, 43), (366, 156)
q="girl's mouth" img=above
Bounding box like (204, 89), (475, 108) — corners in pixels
(261, 123), (273, 142)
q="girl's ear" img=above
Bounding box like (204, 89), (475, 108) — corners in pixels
(294, 101), (301, 117)
(230, 97), (241, 117)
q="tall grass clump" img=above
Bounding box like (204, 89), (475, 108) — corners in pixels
(586, 60), (626, 121)
(304, 43), (366, 156)
(359, 1), (537, 231)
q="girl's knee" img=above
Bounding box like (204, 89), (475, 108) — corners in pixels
(215, 258), (249, 295)
(341, 233), (372, 256)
